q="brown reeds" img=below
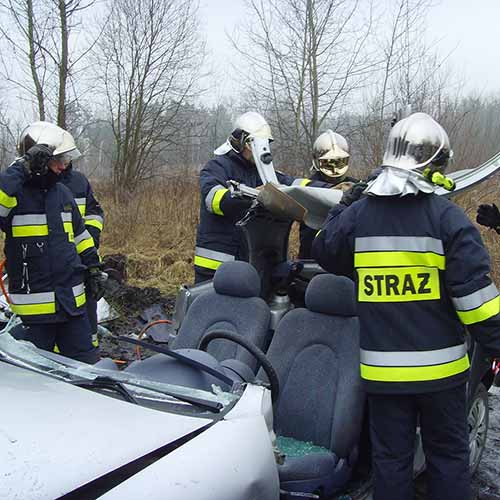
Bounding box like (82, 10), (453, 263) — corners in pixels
(95, 177), (500, 295)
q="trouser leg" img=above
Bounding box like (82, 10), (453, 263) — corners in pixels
(56, 312), (99, 364)
(368, 393), (417, 500)
(194, 267), (215, 284)
(418, 383), (471, 500)
(24, 323), (58, 352)
(86, 297), (98, 347)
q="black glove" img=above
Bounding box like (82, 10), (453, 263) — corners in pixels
(87, 267), (108, 301)
(477, 203), (500, 232)
(340, 182), (368, 207)
(22, 144), (53, 177)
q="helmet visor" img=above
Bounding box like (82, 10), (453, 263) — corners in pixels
(53, 148), (81, 166)
(318, 157), (349, 178)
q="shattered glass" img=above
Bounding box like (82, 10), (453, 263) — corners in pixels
(276, 435), (330, 458)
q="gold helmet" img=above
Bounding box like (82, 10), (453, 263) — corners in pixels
(312, 130), (350, 179)
(18, 121), (81, 165)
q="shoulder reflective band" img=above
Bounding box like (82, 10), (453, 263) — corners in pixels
(360, 344), (470, 382)
(74, 229), (95, 254)
(12, 214), (48, 237)
(9, 291), (56, 316)
(0, 189), (17, 217)
(84, 214), (104, 232)
(357, 266), (440, 302)
(452, 283), (500, 325)
(205, 185), (228, 216)
(354, 236), (445, 270)
(75, 197), (86, 216)
(194, 247), (235, 271)
(61, 211), (73, 236)
(73, 283), (86, 308)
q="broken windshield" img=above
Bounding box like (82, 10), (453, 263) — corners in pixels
(0, 316), (238, 410)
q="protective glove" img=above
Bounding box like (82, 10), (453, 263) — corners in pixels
(86, 267), (108, 301)
(22, 144), (53, 177)
(477, 203), (500, 232)
(340, 182), (368, 207)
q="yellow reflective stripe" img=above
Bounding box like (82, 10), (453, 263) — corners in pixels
(11, 302), (56, 315)
(212, 188), (228, 216)
(360, 354), (470, 382)
(76, 237), (94, 254)
(300, 179), (311, 186)
(456, 296), (500, 325)
(0, 189), (17, 209)
(194, 255), (222, 271)
(75, 291), (86, 308)
(63, 221), (73, 233)
(12, 225), (49, 237)
(85, 219), (103, 231)
(77, 204), (85, 216)
(315, 229), (322, 237)
(357, 267), (440, 302)
(354, 251), (445, 270)
(92, 333), (99, 348)
(54, 344), (60, 353)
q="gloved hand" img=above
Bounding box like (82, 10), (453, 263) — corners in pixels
(477, 203), (500, 232)
(340, 182), (368, 207)
(87, 267), (108, 301)
(22, 144), (53, 177)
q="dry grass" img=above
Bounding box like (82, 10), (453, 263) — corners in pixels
(95, 177), (500, 295)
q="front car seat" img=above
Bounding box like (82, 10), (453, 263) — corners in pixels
(262, 273), (365, 497)
(169, 261), (271, 372)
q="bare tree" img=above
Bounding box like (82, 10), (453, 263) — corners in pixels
(0, 0), (97, 127)
(94, 0), (205, 191)
(231, 0), (374, 173)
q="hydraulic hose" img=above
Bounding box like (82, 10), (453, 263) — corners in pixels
(135, 319), (172, 360)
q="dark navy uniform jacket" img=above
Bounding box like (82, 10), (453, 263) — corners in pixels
(0, 163), (99, 324)
(298, 171), (358, 259)
(60, 165), (104, 248)
(195, 151), (326, 273)
(313, 192), (500, 394)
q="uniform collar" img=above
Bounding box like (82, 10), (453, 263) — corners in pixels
(365, 166), (435, 197)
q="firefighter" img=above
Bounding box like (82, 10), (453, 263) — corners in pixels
(298, 130), (358, 259)
(59, 140), (105, 349)
(194, 111), (327, 283)
(312, 112), (500, 500)
(1, 121), (104, 363)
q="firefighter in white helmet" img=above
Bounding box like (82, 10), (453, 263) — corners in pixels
(194, 111), (327, 283)
(313, 112), (500, 500)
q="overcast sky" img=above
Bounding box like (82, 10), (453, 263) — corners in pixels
(198, 0), (500, 100)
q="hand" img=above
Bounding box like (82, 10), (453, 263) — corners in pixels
(87, 267), (108, 301)
(23, 144), (53, 177)
(334, 181), (355, 192)
(340, 182), (368, 206)
(477, 203), (500, 230)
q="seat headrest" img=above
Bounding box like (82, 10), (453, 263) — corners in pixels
(305, 274), (356, 316)
(213, 261), (261, 298)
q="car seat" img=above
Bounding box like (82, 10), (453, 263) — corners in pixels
(261, 273), (365, 497)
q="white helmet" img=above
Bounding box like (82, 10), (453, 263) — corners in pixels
(312, 130), (350, 179)
(382, 112), (452, 173)
(18, 121), (81, 164)
(214, 112), (273, 155)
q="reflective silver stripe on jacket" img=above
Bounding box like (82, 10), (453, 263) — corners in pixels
(195, 247), (235, 262)
(12, 214), (47, 226)
(9, 291), (55, 305)
(74, 229), (92, 245)
(74, 197), (86, 206)
(360, 343), (467, 367)
(205, 185), (226, 213)
(354, 236), (444, 254)
(0, 206), (11, 217)
(61, 212), (72, 222)
(84, 214), (103, 224)
(452, 283), (499, 311)
(72, 283), (85, 297)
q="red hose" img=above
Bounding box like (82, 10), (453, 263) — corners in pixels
(135, 319), (172, 360)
